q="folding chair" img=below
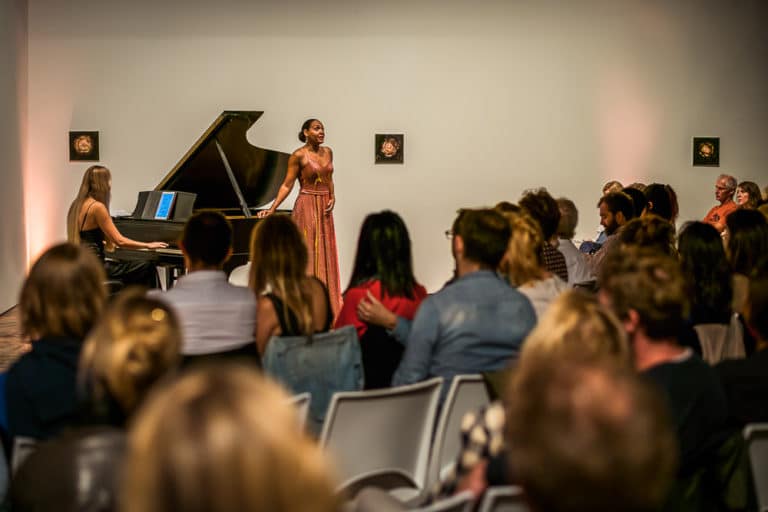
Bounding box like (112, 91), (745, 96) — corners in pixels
(744, 423), (768, 511)
(478, 485), (528, 512)
(290, 392), (311, 430)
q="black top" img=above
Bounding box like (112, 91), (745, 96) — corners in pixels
(266, 288), (332, 337)
(79, 201), (105, 261)
(643, 352), (730, 477)
(5, 336), (83, 440)
(716, 349), (768, 428)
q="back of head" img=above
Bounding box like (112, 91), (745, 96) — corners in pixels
(121, 365), (339, 512)
(602, 180), (624, 195)
(748, 260), (768, 342)
(507, 359), (677, 512)
(181, 211), (232, 267)
(67, 165), (112, 243)
(249, 215), (308, 293)
(599, 248), (688, 340)
(79, 289), (181, 422)
(347, 210), (417, 298)
(622, 187), (647, 220)
(726, 208), (768, 275)
(643, 183), (674, 222)
(20, 242), (106, 340)
(519, 188), (561, 240)
(519, 289), (631, 370)
(499, 210), (545, 287)
(678, 221), (732, 317)
(618, 215), (677, 256)
(555, 197), (578, 240)
(598, 191), (635, 221)
(452, 208), (511, 269)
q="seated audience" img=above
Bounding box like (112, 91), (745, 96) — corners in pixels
(717, 262), (768, 426)
(618, 215), (677, 256)
(79, 289), (181, 427)
(335, 211), (427, 389)
(599, 248), (730, 477)
(507, 358), (677, 512)
(735, 180), (762, 210)
(585, 191), (634, 276)
(392, 208), (536, 397)
(120, 365), (339, 512)
(249, 215), (333, 354)
(519, 188), (569, 282)
(592, 180), (625, 245)
(67, 165), (166, 288)
(2, 243), (105, 440)
(555, 197), (594, 286)
(499, 210), (567, 318)
(642, 183), (675, 223)
(152, 211), (258, 364)
(703, 174), (738, 233)
(621, 186), (647, 223)
(725, 209), (768, 317)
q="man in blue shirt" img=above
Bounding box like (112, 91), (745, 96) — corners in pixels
(392, 208), (536, 395)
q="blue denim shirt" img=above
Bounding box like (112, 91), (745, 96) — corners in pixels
(392, 270), (536, 393)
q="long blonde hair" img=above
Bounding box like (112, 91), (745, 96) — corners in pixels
(248, 215), (314, 335)
(500, 210), (547, 287)
(79, 288), (181, 419)
(67, 165), (112, 244)
(121, 366), (339, 512)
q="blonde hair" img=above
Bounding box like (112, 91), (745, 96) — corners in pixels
(67, 165), (112, 244)
(500, 210), (547, 287)
(121, 366), (339, 512)
(20, 242), (106, 340)
(519, 289), (631, 370)
(79, 288), (181, 419)
(248, 215), (314, 335)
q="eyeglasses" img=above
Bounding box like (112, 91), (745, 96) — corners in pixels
(444, 230), (453, 240)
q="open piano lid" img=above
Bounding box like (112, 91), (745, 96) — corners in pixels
(155, 111), (290, 215)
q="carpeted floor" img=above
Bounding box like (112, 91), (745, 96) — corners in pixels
(0, 306), (28, 372)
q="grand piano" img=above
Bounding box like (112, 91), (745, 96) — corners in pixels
(113, 111), (291, 283)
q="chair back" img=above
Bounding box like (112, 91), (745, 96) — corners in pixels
(262, 325), (363, 432)
(415, 491), (475, 512)
(320, 377), (443, 496)
(227, 262), (251, 287)
(744, 423), (768, 512)
(11, 437), (38, 475)
(695, 313), (745, 364)
(478, 486), (528, 512)
(290, 392), (311, 430)
(428, 374), (491, 487)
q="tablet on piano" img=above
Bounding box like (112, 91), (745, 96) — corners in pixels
(154, 191), (177, 220)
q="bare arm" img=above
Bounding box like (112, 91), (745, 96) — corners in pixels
(258, 151), (300, 218)
(325, 147), (335, 214)
(92, 203), (167, 249)
(255, 296), (281, 354)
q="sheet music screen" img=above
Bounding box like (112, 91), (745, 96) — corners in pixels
(154, 191), (177, 220)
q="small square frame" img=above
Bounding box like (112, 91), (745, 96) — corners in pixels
(69, 131), (100, 161)
(375, 133), (404, 164)
(693, 137), (719, 166)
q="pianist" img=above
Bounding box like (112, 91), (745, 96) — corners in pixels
(150, 211), (259, 366)
(66, 165), (168, 288)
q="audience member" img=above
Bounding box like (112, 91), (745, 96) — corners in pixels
(585, 191), (634, 276)
(735, 181), (762, 210)
(642, 183), (674, 222)
(79, 289), (181, 427)
(618, 215), (677, 257)
(627, 181), (647, 192)
(621, 186), (647, 221)
(666, 184), (680, 224)
(392, 208), (536, 396)
(725, 209), (768, 317)
(599, 248), (729, 477)
(507, 358), (677, 512)
(716, 260), (768, 426)
(703, 174), (738, 233)
(152, 211), (258, 364)
(67, 165), (166, 288)
(120, 365), (339, 512)
(591, 180), (626, 245)
(249, 215), (333, 354)
(519, 188), (569, 282)
(499, 210), (567, 318)
(335, 211), (427, 389)
(2, 243), (106, 440)
(555, 197), (593, 286)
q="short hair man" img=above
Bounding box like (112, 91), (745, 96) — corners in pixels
(585, 191), (634, 276)
(153, 211), (257, 361)
(507, 359), (677, 512)
(703, 174), (738, 233)
(519, 188), (569, 282)
(599, 248), (729, 476)
(392, 208), (536, 397)
(555, 197), (593, 286)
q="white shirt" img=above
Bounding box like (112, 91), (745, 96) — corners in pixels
(151, 270), (257, 355)
(558, 238), (595, 287)
(519, 275), (569, 321)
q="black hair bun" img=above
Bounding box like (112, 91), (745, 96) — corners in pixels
(298, 131), (306, 142)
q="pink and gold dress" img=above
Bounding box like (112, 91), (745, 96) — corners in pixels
(293, 149), (342, 317)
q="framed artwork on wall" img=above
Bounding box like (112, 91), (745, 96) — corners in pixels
(693, 137), (719, 166)
(375, 134), (404, 164)
(69, 131), (99, 161)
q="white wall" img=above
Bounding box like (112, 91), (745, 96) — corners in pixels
(25, 0), (768, 292)
(0, 0), (27, 312)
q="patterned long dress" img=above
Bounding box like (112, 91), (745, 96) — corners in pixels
(292, 149), (342, 318)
